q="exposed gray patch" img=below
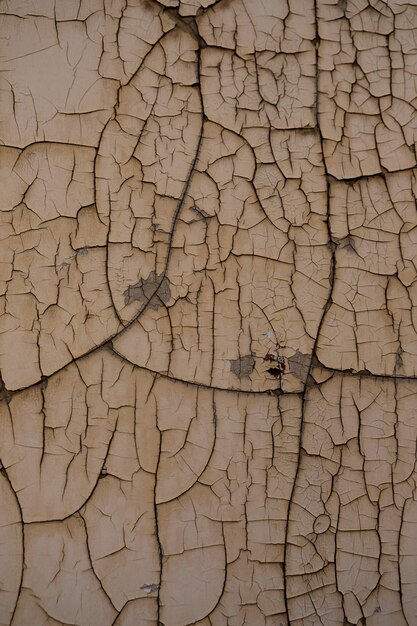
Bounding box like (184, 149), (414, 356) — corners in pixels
(230, 355), (255, 379)
(287, 350), (310, 382)
(57, 247), (89, 271)
(124, 272), (171, 309)
(333, 235), (356, 252)
(140, 583), (159, 594)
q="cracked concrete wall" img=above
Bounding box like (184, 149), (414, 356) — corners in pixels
(0, 0), (416, 624)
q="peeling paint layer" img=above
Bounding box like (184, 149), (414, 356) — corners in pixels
(1, 0), (417, 624)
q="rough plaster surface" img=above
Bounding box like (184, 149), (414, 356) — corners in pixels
(0, 0), (417, 624)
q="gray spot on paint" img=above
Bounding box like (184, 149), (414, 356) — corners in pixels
(333, 235), (356, 252)
(124, 272), (171, 309)
(140, 583), (159, 594)
(230, 355), (255, 379)
(287, 350), (310, 382)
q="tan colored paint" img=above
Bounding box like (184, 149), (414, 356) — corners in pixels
(1, 0), (417, 623)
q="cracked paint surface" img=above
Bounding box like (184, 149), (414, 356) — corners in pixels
(0, 0), (417, 624)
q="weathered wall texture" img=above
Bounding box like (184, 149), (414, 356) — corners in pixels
(1, 0), (417, 624)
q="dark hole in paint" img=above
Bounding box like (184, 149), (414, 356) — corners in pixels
(267, 367), (284, 377)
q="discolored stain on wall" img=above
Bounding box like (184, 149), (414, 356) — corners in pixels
(124, 272), (171, 309)
(230, 355), (255, 379)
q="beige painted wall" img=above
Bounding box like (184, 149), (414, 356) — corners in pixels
(1, 0), (417, 624)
